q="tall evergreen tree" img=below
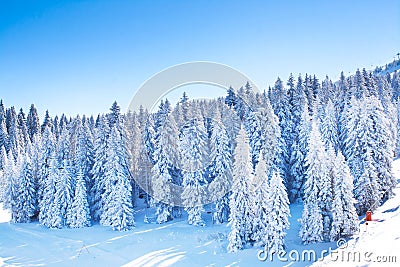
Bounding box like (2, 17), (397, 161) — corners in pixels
(227, 127), (254, 252)
(299, 120), (328, 243)
(330, 151), (359, 241)
(90, 116), (110, 221)
(100, 126), (134, 231)
(266, 169), (290, 252)
(289, 102), (311, 202)
(41, 110), (53, 134)
(68, 169), (91, 228)
(320, 99), (339, 151)
(151, 114), (180, 223)
(180, 111), (208, 226)
(251, 156), (270, 247)
(39, 156), (58, 228)
(27, 104), (40, 142)
(208, 106), (232, 224)
(53, 159), (73, 228)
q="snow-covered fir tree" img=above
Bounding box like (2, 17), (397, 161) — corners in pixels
(245, 106), (280, 171)
(299, 120), (328, 244)
(227, 127), (254, 252)
(208, 106), (232, 224)
(100, 125), (134, 231)
(180, 107), (208, 226)
(39, 156), (58, 228)
(330, 151), (359, 241)
(251, 156), (270, 247)
(266, 169), (290, 252)
(90, 115), (110, 221)
(54, 159), (73, 228)
(13, 152), (36, 223)
(289, 102), (311, 202)
(68, 169), (91, 228)
(320, 99), (339, 151)
(151, 114), (180, 223)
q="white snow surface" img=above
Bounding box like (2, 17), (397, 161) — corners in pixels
(1, 160), (400, 266)
(0, 203), (10, 223)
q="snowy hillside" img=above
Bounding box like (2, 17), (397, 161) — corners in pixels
(2, 162), (399, 267)
(3, 161), (400, 266)
(313, 159), (400, 266)
(374, 59), (400, 76)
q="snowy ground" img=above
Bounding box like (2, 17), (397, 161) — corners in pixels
(1, 162), (400, 267)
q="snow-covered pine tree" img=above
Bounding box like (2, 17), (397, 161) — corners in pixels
(41, 110), (53, 134)
(299, 120), (328, 244)
(353, 69), (367, 99)
(6, 106), (21, 159)
(68, 168), (91, 228)
(100, 125), (134, 231)
(0, 146), (7, 201)
(39, 155), (58, 228)
(286, 74), (307, 198)
(266, 169), (290, 252)
(270, 78), (292, 185)
(353, 149), (380, 214)
(74, 118), (94, 188)
(9, 154), (23, 222)
(345, 96), (387, 214)
(208, 106), (232, 224)
(90, 115), (110, 221)
(0, 116), (7, 163)
(227, 127), (254, 252)
(37, 126), (56, 207)
(1, 151), (15, 210)
(27, 104), (40, 142)
(125, 111), (141, 207)
(330, 150), (359, 241)
(320, 99), (339, 151)
(220, 104), (240, 151)
(225, 86), (237, 108)
(367, 96), (396, 201)
(289, 102), (311, 202)
(17, 108), (30, 149)
(151, 114), (180, 223)
(251, 156), (270, 247)
(245, 107), (280, 172)
(320, 145), (335, 241)
(13, 152), (36, 223)
(299, 200), (323, 244)
(0, 144), (6, 171)
(180, 108), (208, 226)
(54, 159), (73, 228)
(56, 125), (71, 166)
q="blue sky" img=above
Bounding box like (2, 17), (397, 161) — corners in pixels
(0, 0), (399, 118)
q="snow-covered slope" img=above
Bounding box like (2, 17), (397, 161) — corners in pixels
(313, 160), (400, 266)
(374, 59), (400, 76)
(1, 161), (400, 267)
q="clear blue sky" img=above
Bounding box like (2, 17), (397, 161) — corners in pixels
(0, 0), (399, 118)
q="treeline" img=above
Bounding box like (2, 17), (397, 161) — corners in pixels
(0, 66), (399, 253)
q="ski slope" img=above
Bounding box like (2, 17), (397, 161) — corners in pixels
(1, 161), (400, 266)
